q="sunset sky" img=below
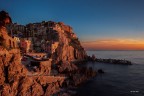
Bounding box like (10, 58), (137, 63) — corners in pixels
(0, 0), (144, 50)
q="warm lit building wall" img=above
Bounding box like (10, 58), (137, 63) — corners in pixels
(20, 39), (31, 53)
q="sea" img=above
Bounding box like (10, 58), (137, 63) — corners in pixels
(76, 51), (144, 96)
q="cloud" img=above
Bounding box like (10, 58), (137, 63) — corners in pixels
(81, 39), (144, 50)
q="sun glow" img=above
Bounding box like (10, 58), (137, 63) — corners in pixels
(82, 39), (144, 50)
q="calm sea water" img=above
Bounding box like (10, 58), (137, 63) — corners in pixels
(76, 51), (144, 96)
(87, 51), (144, 64)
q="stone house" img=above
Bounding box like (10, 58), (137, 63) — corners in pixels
(31, 59), (52, 75)
(6, 23), (25, 37)
(20, 38), (31, 53)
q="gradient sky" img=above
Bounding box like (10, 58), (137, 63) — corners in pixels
(0, 0), (144, 50)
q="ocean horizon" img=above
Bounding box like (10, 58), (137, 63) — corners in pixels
(86, 50), (144, 64)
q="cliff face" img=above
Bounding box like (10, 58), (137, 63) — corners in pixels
(0, 26), (65, 96)
(0, 26), (27, 86)
(0, 46), (27, 95)
(0, 14), (96, 96)
(0, 11), (93, 95)
(7, 21), (87, 63)
(39, 21), (87, 63)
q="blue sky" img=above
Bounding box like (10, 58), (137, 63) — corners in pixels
(1, 0), (144, 50)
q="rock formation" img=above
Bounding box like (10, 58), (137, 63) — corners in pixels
(23, 21), (87, 64)
(0, 30), (65, 96)
(50, 22), (87, 63)
(0, 11), (66, 96)
(0, 11), (97, 96)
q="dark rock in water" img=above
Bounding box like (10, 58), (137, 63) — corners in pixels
(98, 69), (104, 74)
(95, 58), (132, 65)
(91, 54), (96, 61)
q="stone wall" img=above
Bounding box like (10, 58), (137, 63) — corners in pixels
(39, 59), (52, 75)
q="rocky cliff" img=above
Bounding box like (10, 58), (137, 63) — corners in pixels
(0, 28), (66, 96)
(22, 21), (87, 64)
(0, 31), (65, 96)
(46, 22), (87, 63)
(0, 11), (96, 96)
(7, 21), (87, 63)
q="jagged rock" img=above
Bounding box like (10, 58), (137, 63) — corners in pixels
(0, 48), (28, 96)
(44, 83), (59, 96)
(58, 61), (78, 73)
(39, 60), (52, 75)
(0, 61), (5, 85)
(17, 77), (33, 96)
(68, 67), (96, 86)
(31, 81), (44, 96)
(17, 77), (44, 96)
(1, 84), (11, 96)
(0, 48), (27, 83)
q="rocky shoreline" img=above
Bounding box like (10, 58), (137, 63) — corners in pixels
(95, 58), (132, 65)
(52, 60), (97, 95)
(87, 55), (132, 65)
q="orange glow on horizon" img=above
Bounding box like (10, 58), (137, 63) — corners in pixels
(82, 39), (144, 50)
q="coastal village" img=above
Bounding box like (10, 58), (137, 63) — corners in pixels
(0, 10), (132, 96)
(6, 20), (78, 74)
(0, 11), (97, 96)
(6, 21), (76, 53)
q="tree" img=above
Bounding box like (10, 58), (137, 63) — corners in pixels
(0, 10), (12, 27)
